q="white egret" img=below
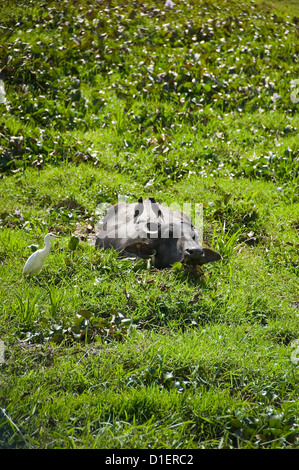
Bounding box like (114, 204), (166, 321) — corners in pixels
(23, 233), (59, 276)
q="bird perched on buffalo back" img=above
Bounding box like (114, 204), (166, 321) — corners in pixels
(133, 197), (144, 222)
(149, 197), (164, 220)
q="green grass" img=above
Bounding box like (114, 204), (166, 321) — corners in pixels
(0, 0), (299, 449)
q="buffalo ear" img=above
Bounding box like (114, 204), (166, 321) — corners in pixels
(201, 247), (222, 264)
(124, 241), (155, 258)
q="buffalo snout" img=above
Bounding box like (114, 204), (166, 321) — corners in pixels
(184, 247), (204, 259)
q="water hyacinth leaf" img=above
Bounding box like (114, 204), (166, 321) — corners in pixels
(51, 331), (64, 343)
(111, 312), (125, 325)
(74, 315), (88, 326)
(70, 325), (82, 339)
(172, 262), (183, 270)
(163, 371), (174, 380)
(77, 309), (92, 320)
(163, 371), (174, 389)
(68, 236), (79, 251)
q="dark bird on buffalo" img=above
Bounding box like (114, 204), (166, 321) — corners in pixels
(149, 197), (164, 220)
(133, 197), (144, 222)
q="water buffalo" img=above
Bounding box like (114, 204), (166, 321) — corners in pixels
(95, 197), (221, 269)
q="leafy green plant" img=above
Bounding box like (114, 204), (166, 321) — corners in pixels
(15, 292), (42, 325)
(46, 284), (64, 320)
(68, 236), (79, 252)
(46, 310), (133, 345)
(210, 222), (243, 260)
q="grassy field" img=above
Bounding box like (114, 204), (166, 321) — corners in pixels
(0, 0), (298, 449)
